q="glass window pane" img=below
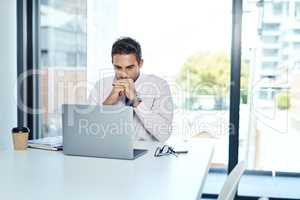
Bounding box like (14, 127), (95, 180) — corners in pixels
(295, 2), (300, 19)
(87, 0), (231, 172)
(240, 0), (300, 198)
(39, 0), (87, 137)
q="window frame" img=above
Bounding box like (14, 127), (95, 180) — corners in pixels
(17, 0), (41, 140)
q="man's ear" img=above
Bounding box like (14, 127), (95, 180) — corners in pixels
(139, 59), (144, 68)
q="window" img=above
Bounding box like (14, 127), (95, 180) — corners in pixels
(39, 0), (87, 137)
(258, 90), (268, 100)
(262, 23), (280, 31)
(261, 36), (279, 44)
(282, 55), (289, 61)
(262, 49), (278, 57)
(273, 2), (283, 16)
(295, 61), (300, 70)
(240, 0), (300, 198)
(295, 2), (300, 19)
(294, 42), (300, 50)
(294, 29), (300, 35)
(88, 0), (232, 172)
(261, 62), (277, 69)
(284, 2), (290, 16)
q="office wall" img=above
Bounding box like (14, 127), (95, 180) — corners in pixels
(0, 0), (17, 150)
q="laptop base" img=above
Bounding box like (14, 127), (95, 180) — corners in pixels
(133, 149), (148, 159)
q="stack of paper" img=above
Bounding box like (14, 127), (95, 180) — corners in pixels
(28, 136), (63, 151)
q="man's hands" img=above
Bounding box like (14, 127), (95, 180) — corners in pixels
(102, 83), (125, 105)
(113, 79), (136, 100)
(103, 78), (140, 107)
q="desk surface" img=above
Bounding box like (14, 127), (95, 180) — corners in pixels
(0, 141), (213, 200)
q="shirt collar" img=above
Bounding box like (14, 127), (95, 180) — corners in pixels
(134, 73), (143, 86)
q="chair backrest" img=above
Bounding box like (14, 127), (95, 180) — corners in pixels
(217, 161), (246, 200)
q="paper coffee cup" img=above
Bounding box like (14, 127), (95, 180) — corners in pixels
(12, 127), (30, 151)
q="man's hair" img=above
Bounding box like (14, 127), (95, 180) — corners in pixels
(111, 37), (142, 64)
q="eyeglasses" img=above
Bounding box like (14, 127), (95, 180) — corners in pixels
(154, 145), (177, 157)
(154, 145), (189, 157)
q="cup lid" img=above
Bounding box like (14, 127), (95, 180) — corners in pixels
(12, 127), (30, 133)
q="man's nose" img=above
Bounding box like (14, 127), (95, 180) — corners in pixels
(118, 71), (128, 79)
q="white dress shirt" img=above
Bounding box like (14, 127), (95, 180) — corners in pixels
(88, 74), (174, 143)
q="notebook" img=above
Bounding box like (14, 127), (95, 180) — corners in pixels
(28, 136), (63, 151)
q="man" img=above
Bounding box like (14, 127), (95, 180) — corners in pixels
(88, 37), (174, 143)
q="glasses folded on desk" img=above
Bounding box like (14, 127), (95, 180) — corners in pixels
(154, 145), (188, 157)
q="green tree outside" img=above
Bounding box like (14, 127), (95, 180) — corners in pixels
(177, 51), (249, 110)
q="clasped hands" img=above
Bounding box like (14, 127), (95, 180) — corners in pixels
(103, 78), (140, 107)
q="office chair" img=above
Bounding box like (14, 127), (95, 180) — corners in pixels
(217, 161), (246, 200)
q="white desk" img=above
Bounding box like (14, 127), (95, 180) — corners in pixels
(0, 141), (214, 200)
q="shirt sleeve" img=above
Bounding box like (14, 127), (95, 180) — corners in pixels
(88, 78), (111, 106)
(88, 82), (101, 105)
(133, 80), (174, 143)
(88, 86), (98, 105)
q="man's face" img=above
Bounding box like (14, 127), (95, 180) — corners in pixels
(112, 53), (143, 81)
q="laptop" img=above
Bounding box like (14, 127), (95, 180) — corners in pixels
(62, 104), (147, 160)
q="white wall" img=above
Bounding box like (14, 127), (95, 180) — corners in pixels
(0, 0), (17, 150)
